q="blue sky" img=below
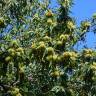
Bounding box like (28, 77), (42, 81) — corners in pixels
(72, 0), (96, 24)
(71, 0), (96, 50)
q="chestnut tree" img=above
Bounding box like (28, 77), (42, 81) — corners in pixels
(0, 0), (96, 96)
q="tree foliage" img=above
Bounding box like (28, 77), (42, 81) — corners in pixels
(0, 0), (96, 96)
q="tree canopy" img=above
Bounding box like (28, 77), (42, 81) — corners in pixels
(0, 0), (96, 96)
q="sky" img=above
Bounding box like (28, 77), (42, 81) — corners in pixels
(71, 0), (96, 50)
(72, 0), (96, 24)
